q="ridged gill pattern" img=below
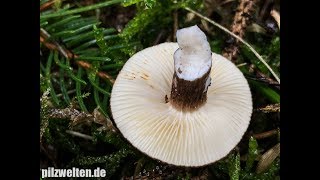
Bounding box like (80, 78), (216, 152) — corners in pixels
(110, 43), (252, 167)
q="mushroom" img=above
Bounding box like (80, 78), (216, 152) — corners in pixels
(110, 25), (252, 167)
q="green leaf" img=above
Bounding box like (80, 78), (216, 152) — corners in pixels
(64, 28), (116, 46)
(122, 0), (143, 7)
(53, 52), (87, 85)
(93, 78), (109, 118)
(93, 25), (109, 55)
(46, 15), (81, 31)
(246, 136), (259, 171)
(228, 152), (241, 180)
(59, 67), (71, 105)
(46, 51), (60, 106)
(75, 56), (111, 62)
(73, 34), (118, 52)
(51, 22), (100, 38)
(93, 92), (108, 118)
(40, 21), (48, 27)
(75, 68), (89, 112)
(40, 0), (123, 19)
(250, 80), (280, 103)
(210, 39), (223, 54)
(144, 0), (157, 8)
(101, 63), (124, 70)
(122, 0), (159, 9)
(88, 71), (111, 95)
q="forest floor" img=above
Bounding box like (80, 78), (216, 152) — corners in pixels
(40, 0), (280, 179)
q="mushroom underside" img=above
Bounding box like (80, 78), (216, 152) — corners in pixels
(110, 42), (252, 167)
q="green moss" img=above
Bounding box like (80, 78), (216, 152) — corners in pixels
(40, 0), (280, 178)
(246, 137), (259, 171)
(228, 152), (241, 180)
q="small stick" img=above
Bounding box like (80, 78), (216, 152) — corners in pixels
(40, 0), (55, 11)
(256, 70), (279, 87)
(270, 9), (280, 29)
(40, 28), (115, 84)
(184, 7), (280, 84)
(222, 0), (257, 62)
(253, 129), (279, 139)
(256, 143), (280, 173)
(56, 89), (76, 98)
(65, 130), (94, 141)
(236, 63), (247, 67)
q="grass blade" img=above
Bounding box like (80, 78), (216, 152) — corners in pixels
(184, 7), (280, 84)
(73, 35), (118, 52)
(93, 79), (109, 118)
(246, 136), (259, 171)
(46, 51), (60, 106)
(75, 56), (111, 62)
(53, 52), (87, 85)
(59, 66), (71, 105)
(46, 15), (81, 31)
(40, 0), (123, 19)
(88, 72), (111, 96)
(76, 68), (88, 112)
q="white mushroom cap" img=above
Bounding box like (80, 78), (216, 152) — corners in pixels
(111, 38), (252, 167)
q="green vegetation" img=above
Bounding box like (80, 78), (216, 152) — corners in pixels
(40, 0), (280, 179)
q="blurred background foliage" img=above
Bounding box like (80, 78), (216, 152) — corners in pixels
(40, 0), (280, 179)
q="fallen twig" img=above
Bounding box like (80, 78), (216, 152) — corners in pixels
(40, 0), (55, 11)
(40, 28), (115, 84)
(222, 0), (257, 62)
(270, 9), (280, 29)
(247, 64), (280, 89)
(253, 129), (279, 139)
(236, 62), (247, 67)
(255, 69), (280, 89)
(256, 143), (280, 173)
(66, 130), (94, 141)
(184, 7), (280, 84)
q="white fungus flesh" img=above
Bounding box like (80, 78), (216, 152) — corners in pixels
(110, 27), (252, 167)
(174, 25), (212, 81)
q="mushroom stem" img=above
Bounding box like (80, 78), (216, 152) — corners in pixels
(169, 25), (212, 111)
(170, 70), (211, 111)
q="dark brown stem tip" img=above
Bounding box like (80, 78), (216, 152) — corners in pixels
(169, 70), (211, 112)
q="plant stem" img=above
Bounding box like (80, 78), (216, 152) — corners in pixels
(66, 130), (94, 141)
(253, 129), (279, 139)
(40, 0), (123, 19)
(40, 28), (115, 84)
(40, 0), (55, 11)
(184, 7), (280, 84)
